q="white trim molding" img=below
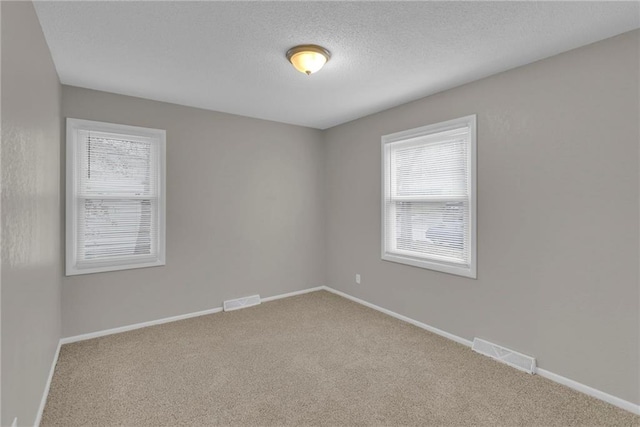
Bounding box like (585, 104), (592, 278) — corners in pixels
(536, 368), (640, 415)
(34, 340), (61, 427)
(261, 286), (325, 303)
(60, 286), (325, 345)
(60, 306), (223, 345)
(323, 286), (472, 347)
(42, 285), (639, 421)
(322, 286), (639, 416)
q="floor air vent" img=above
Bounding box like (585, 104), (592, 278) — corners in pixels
(472, 338), (537, 374)
(223, 295), (261, 312)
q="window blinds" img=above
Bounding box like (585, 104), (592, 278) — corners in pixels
(382, 116), (476, 277)
(67, 119), (165, 275)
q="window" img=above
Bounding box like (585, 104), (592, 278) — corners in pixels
(66, 118), (166, 276)
(382, 115), (476, 278)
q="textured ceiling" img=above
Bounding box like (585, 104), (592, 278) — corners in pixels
(34, 1), (639, 129)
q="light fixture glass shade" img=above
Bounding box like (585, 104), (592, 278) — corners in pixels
(286, 45), (331, 75)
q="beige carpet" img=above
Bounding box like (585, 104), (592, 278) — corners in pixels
(42, 291), (638, 426)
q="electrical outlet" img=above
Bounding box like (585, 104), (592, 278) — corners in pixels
(355, 274), (361, 284)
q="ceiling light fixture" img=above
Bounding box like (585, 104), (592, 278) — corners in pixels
(286, 44), (331, 75)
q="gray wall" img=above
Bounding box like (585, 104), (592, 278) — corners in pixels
(324, 30), (640, 405)
(1, 2), (62, 426)
(61, 86), (326, 338)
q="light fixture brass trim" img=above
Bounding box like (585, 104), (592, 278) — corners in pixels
(286, 44), (331, 75)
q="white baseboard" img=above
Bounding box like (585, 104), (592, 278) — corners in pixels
(34, 340), (61, 427)
(262, 286), (325, 303)
(60, 286), (326, 345)
(60, 306), (224, 345)
(43, 287), (324, 425)
(321, 286), (640, 416)
(322, 286), (473, 347)
(45, 285), (639, 419)
(537, 368), (640, 415)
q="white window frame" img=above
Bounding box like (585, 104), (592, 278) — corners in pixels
(66, 118), (166, 276)
(381, 115), (477, 278)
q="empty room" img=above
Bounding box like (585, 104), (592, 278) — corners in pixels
(1, 1), (639, 426)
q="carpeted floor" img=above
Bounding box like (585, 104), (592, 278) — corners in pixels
(42, 290), (638, 426)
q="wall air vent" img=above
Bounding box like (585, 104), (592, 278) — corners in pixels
(472, 337), (537, 374)
(223, 295), (261, 312)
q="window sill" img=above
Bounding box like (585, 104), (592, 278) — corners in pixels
(66, 259), (165, 276)
(382, 252), (476, 279)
